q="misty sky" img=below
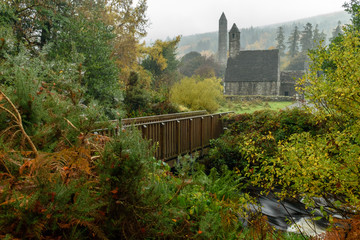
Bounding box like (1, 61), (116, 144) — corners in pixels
(144, 0), (347, 42)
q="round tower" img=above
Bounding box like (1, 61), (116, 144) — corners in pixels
(218, 12), (227, 65)
(229, 23), (240, 58)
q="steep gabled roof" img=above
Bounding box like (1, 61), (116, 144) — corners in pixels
(225, 49), (279, 82)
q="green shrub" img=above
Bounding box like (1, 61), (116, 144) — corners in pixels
(0, 45), (109, 151)
(208, 109), (328, 174)
(170, 76), (224, 113)
(252, 129), (360, 211)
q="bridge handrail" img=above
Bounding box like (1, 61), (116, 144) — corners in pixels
(123, 112), (233, 128)
(92, 111), (234, 165)
(92, 112), (233, 133)
(121, 110), (208, 126)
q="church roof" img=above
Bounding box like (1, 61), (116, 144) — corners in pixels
(229, 23), (240, 33)
(225, 49), (279, 82)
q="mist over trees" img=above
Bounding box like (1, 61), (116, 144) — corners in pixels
(276, 26), (286, 56)
(178, 11), (350, 57)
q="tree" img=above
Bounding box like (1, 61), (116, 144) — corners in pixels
(301, 0), (360, 122)
(300, 23), (313, 53)
(331, 21), (343, 41)
(287, 26), (300, 57)
(141, 36), (181, 89)
(124, 71), (150, 115)
(343, 0), (360, 29)
(2, 0), (74, 52)
(313, 24), (327, 48)
(179, 51), (224, 78)
(299, 27), (360, 123)
(44, 1), (122, 118)
(105, 0), (148, 83)
(275, 26), (286, 56)
(2, 0), (149, 118)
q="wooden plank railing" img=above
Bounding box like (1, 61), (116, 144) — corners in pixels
(94, 111), (208, 136)
(93, 111), (232, 163)
(135, 113), (230, 162)
(121, 110), (207, 126)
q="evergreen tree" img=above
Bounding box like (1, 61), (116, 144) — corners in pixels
(287, 26), (300, 57)
(142, 37), (181, 89)
(300, 23), (313, 53)
(276, 26), (286, 56)
(124, 72), (150, 113)
(313, 24), (327, 48)
(331, 21), (343, 41)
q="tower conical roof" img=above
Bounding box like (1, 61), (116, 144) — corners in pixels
(230, 23), (240, 33)
(219, 12), (227, 21)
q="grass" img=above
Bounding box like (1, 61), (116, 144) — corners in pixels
(218, 99), (295, 114)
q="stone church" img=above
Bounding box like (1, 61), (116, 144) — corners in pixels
(218, 13), (303, 97)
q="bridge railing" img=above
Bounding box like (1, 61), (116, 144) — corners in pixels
(93, 111), (233, 164)
(121, 110), (207, 126)
(97, 111), (208, 135)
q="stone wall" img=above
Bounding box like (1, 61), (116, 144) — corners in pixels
(224, 49), (280, 96)
(279, 71), (305, 96)
(225, 95), (295, 102)
(224, 81), (278, 96)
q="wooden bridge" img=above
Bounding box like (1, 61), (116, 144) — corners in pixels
(95, 111), (232, 165)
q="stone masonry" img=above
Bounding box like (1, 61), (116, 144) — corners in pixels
(219, 13), (302, 96)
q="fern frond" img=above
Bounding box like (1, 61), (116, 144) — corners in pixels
(77, 219), (109, 240)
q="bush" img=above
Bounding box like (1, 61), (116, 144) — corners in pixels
(0, 45), (109, 152)
(208, 109), (328, 174)
(253, 129), (360, 211)
(0, 117), (251, 239)
(170, 76), (224, 113)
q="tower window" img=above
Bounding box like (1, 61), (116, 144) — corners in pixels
(232, 33), (235, 38)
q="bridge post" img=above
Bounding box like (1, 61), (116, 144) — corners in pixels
(177, 120), (181, 156)
(161, 122), (165, 160)
(142, 124), (147, 138)
(188, 119), (193, 156)
(210, 115), (214, 139)
(201, 117), (204, 155)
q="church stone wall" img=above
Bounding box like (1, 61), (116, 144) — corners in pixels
(225, 81), (278, 96)
(224, 49), (280, 96)
(279, 71), (305, 96)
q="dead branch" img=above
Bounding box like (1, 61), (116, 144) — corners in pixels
(0, 90), (38, 158)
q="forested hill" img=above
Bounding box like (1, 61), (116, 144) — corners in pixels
(178, 11), (351, 56)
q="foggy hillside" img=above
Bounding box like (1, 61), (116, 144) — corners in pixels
(178, 11), (351, 56)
